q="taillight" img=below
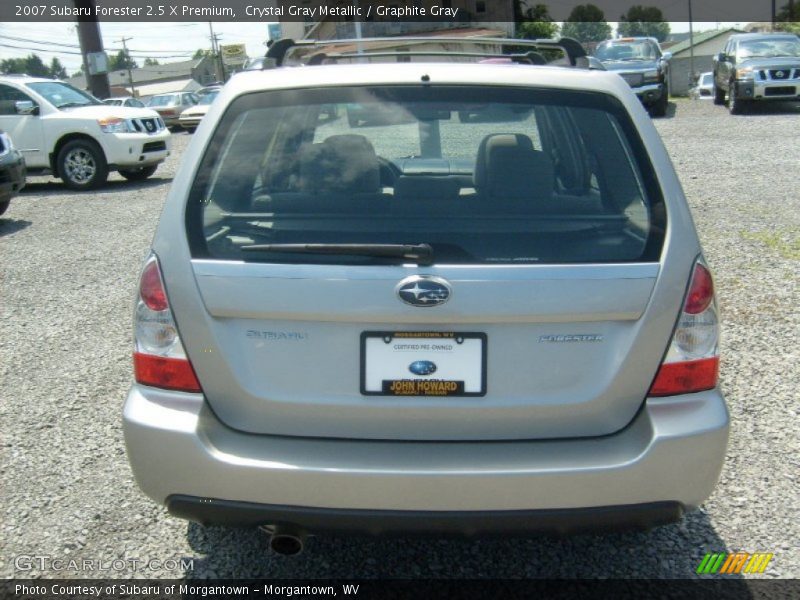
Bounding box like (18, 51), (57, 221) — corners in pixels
(649, 260), (720, 396)
(133, 254), (201, 393)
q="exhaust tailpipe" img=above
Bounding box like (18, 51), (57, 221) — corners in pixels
(266, 527), (305, 556)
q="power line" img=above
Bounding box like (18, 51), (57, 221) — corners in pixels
(2, 34), (198, 55)
(0, 41), (193, 60)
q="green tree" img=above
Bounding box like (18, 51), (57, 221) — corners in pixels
(775, 1), (800, 32)
(49, 57), (67, 79)
(515, 4), (560, 39)
(618, 6), (670, 41)
(108, 50), (137, 71)
(193, 49), (214, 59)
(561, 4), (612, 43)
(143, 57), (160, 66)
(0, 54), (50, 77)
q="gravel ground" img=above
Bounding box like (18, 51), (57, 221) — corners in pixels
(1, 99), (798, 580)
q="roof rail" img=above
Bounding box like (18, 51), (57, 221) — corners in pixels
(264, 36), (589, 68)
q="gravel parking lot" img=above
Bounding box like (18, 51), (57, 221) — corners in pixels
(1, 99), (798, 580)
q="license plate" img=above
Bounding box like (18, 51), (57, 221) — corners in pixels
(361, 332), (486, 397)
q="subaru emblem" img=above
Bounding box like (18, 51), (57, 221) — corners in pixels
(409, 360), (437, 376)
(396, 275), (451, 307)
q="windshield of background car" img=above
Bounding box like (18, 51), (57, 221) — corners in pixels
(737, 38), (800, 59)
(26, 82), (100, 108)
(197, 91), (219, 105)
(147, 94), (178, 107)
(186, 85), (665, 266)
(594, 41), (658, 61)
(701, 74), (713, 85)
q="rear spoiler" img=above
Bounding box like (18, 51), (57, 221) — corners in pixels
(264, 36), (602, 70)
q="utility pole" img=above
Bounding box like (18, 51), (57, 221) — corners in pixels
(208, 22), (225, 82)
(73, 0), (110, 98)
(688, 0), (695, 89)
(117, 36), (136, 97)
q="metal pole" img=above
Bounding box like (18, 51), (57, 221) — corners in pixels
(73, 0), (110, 98)
(354, 1), (363, 55)
(118, 36), (136, 97)
(688, 0), (695, 89)
(208, 22), (222, 81)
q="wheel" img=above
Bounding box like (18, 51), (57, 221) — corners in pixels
(649, 86), (669, 117)
(728, 83), (748, 115)
(118, 165), (158, 181)
(184, 127), (196, 134)
(713, 82), (725, 105)
(0, 200), (9, 216)
(57, 139), (108, 190)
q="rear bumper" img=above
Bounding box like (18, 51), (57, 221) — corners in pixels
(0, 150), (26, 203)
(167, 496), (684, 535)
(123, 386), (728, 528)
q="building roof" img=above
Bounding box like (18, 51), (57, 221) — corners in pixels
(668, 29), (744, 57)
(303, 28), (508, 55)
(68, 58), (206, 89)
(131, 78), (201, 98)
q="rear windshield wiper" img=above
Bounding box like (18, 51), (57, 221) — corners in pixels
(241, 243), (434, 264)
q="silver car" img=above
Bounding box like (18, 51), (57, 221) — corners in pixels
(124, 38), (727, 554)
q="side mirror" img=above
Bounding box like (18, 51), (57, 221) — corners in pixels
(661, 52), (672, 62)
(716, 52), (728, 63)
(15, 100), (39, 115)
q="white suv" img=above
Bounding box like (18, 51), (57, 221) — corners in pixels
(0, 76), (171, 189)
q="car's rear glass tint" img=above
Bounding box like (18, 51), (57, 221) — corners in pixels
(187, 85), (665, 265)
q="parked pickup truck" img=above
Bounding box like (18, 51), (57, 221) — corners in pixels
(713, 33), (800, 114)
(0, 76), (171, 189)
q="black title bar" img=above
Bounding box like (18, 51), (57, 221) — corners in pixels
(1, 1), (790, 22)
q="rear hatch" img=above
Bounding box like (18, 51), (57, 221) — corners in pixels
(171, 83), (674, 441)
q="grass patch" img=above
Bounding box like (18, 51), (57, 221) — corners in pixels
(741, 229), (800, 260)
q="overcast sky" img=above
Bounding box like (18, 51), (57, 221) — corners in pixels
(0, 21), (742, 75)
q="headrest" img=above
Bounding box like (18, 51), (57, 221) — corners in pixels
(473, 133), (554, 200)
(299, 134), (380, 194)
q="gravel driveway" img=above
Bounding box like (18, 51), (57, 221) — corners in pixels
(1, 100), (798, 579)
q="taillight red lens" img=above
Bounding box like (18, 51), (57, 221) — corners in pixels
(133, 352), (202, 392)
(649, 357), (719, 396)
(139, 260), (168, 311)
(684, 263), (714, 314)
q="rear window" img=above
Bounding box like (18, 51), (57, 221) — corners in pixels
(148, 95), (177, 106)
(187, 85), (665, 265)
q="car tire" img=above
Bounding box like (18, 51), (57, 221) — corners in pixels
(0, 200), (9, 216)
(713, 84), (725, 105)
(184, 127), (196, 134)
(728, 83), (747, 115)
(57, 139), (109, 191)
(649, 87), (669, 117)
(118, 165), (158, 181)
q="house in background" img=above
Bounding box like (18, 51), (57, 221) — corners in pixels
(68, 56), (217, 99)
(666, 28), (743, 96)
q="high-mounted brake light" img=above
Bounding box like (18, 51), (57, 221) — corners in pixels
(649, 261), (720, 397)
(133, 254), (202, 393)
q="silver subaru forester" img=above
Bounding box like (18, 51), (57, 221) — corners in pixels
(124, 38), (727, 554)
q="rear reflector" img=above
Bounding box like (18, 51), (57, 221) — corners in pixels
(134, 352), (202, 392)
(649, 357), (719, 397)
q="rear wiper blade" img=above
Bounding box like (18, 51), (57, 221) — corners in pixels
(241, 243), (434, 263)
